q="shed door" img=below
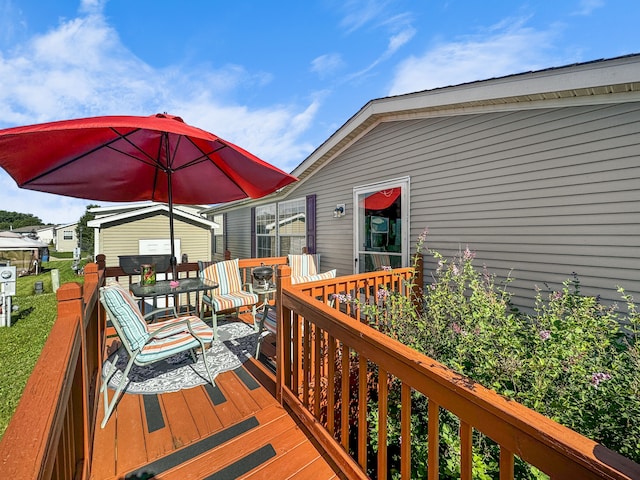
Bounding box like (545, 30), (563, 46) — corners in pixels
(354, 177), (409, 273)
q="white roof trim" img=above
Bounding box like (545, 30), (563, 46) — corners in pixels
(56, 222), (78, 230)
(204, 54), (640, 214)
(87, 204), (219, 228)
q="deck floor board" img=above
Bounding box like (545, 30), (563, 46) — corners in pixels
(90, 320), (341, 480)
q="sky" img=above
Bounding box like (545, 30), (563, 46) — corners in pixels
(0, 0), (638, 225)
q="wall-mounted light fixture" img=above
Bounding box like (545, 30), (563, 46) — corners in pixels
(333, 204), (345, 218)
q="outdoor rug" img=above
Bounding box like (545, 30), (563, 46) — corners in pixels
(102, 319), (258, 395)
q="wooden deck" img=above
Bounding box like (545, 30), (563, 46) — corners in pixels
(90, 320), (343, 480)
(3, 260), (639, 480)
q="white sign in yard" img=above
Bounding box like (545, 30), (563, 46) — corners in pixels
(139, 239), (181, 256)
(0, 265), (17, 327)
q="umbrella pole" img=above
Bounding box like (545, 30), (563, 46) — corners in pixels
(165, 136), (178, 281)
(167, 175), (178, 280)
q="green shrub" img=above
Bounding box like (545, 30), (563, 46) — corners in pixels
(351, 232), (640, 478)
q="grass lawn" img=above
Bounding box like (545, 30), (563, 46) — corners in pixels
(0, 259), (85, 439)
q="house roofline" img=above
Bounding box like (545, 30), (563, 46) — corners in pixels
(87, 204), (219, 229)
(203, 53), (640, 214)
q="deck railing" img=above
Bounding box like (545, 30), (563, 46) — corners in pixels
(0, 263), (105, 480)
(0, 255), (288, 479)
(2, 256), (640, 479)
(274, 265), (640, 480)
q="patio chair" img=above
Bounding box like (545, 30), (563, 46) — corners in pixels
(199, 258), (259, 339)
(99, 283), (215, 428)
(255, 256), (337, 357)
(288, 254), (336, 284)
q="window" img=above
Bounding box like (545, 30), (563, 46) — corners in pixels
(277, 198), (306, 256)
(63, 230), (73, 240)
(256, 203), (277, 257)
(212, 214), (224, 254)
(255, 197), (307, 257)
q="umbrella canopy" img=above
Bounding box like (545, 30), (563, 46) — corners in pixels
(0, 231), (48, 251)
(0, 113), (298, 276)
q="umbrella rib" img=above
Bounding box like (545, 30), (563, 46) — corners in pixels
(170, 139), (227, 172)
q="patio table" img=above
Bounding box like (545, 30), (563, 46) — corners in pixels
(130, 277), (218, 319)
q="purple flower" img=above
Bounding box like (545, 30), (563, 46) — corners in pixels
(590, 372), (612, 388)
(418, 228), (429, 244)
(452, 322), (462, 334)
(376, 288), (388, 301)
(539, 330), (551, 341)
(331, 293), (352, 304)
(381, 265), (392, 271)
(551, 291), (563, 301)
(452, 264), (460, 276)
(463, 247), (476, 261)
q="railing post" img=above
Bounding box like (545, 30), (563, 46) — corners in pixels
(276, 264), (292, 403)
(95, 254), (106, 271)
(56, 282), (90, 479)
(83, 263), (99, 294)
(57, 282), (85, 321)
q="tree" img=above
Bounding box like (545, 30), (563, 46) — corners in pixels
(76, 204), (99, 256)
(0, 210), (43, 230)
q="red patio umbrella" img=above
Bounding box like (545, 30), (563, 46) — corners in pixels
(0, 113), (297, 277)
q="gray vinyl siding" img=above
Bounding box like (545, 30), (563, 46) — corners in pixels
(291, 102), (640, 311)
(224, 209), (253, 260)
(97, 213), (211, 267)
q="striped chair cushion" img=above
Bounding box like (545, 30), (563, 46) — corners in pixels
(204, 291), (259, 312)
(101, 284), (149, 351)
(202, 259), (243, 295)
(140, 316), (214, 363)
(288, 254), (317, 278)
(291, 269), (336, 285)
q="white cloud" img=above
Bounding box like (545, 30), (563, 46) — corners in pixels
(388, 19), (561, 95)
(346, 26), (416, 82)
(387, 27), (416, 56)
(311, 53), (345, 78)
(0, 4), (318, 223)
(572, 0), (605, 16)
(339, 0), (389, 34)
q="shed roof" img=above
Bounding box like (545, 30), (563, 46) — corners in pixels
(88, 204), (218, 229)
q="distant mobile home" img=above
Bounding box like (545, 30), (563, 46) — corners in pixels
(202, 54), (640, 310)
(88, 203), (218, 268)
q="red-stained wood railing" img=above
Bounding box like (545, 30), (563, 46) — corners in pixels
(273, 265), (640, 480)
(0, 255), (289, 480)
(5, 252), (640, 480)
(0, 263), (105, 480)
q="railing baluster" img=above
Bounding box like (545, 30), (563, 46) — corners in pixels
(460, 420), (472, 480)
(327, 334), (336, 436)
(401, 382), (412, 480)
(378, 367), (388, 480)
(303, 318), (311, 408)
(314, 323), (322, 419)
(500, 447), (515, 480)
(341, 344), (350, 451)
(358, 354), (368, 470)
(428, 398), (440, 480)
